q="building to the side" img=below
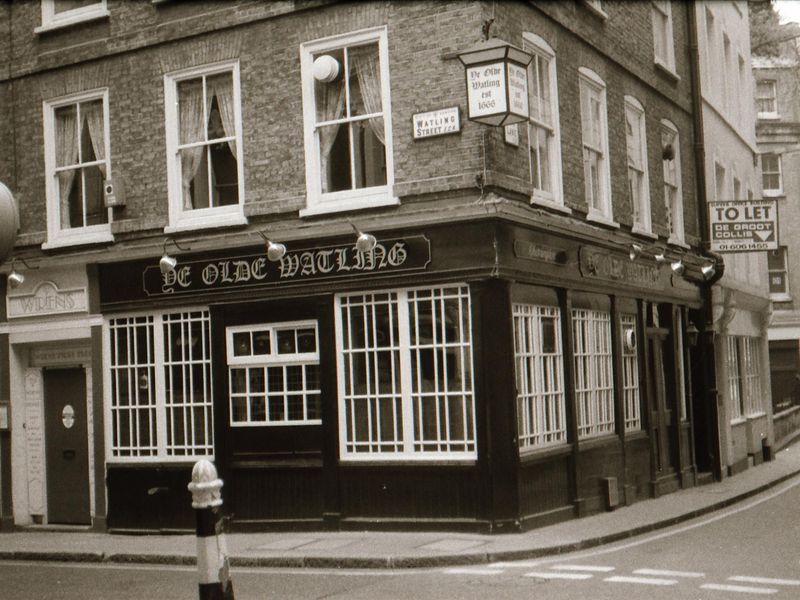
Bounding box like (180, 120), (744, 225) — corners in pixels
(695, 0), (773, 478)
(754, 46), (800, 447)
(0, 0), (762, 533)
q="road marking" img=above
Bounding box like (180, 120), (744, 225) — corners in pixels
(701, 583), (778, 594)
(728, 575), (800, 586)
(489, 561), (542, 568)
(633, 568), (704, 578)
(550, 564), (615, 572)
(524, 571), (593, 580)
(604, 575), (677, 586)
(443, 568), (504, 575)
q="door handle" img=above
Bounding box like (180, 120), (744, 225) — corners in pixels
(62, 449), (76, 459)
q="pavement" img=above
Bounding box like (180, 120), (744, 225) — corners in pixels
(3, 443), (800, 569)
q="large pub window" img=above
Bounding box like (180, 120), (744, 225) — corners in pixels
(572, 307), (615, 438)
(335, 285), (475, 460)
(620, 313), (642, 431)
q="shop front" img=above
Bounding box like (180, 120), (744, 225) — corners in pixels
(97, 216), (704, 532)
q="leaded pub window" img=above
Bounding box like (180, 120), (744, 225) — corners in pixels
(620, 313), (641, 431)
(336, 285), (475, 460)
(227, 322), (321, 426)
(572, 308), (615, 438)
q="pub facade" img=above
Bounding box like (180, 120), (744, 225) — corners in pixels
(0, 1), (746, 533)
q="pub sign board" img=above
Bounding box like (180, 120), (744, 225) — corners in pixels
(708, 199), (778, 252)
(99, 236), (431, 305)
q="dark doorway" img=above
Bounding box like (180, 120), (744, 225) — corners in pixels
(44, 368), (91, 525)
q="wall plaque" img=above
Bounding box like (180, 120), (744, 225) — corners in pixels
(412, 107), (460, 139)
(7, 281), (87, 319)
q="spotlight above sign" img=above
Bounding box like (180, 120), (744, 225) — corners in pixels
(457, 38), (533, 126)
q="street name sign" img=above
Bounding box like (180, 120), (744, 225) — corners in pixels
(708, 199), (778, 252)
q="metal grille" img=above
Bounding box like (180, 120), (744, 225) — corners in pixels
(741, 337), (763, 417)
(513, 304), (566, 449)
(572, 308), (615, 438)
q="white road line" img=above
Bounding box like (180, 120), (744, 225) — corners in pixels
(701, 583), (778, 594)
(729, 575), (800, 586)
(443, 568), (504, 575)
(633, 568), (705, 578)
(604, 575), (677, 586)
(524, 571), (593, 580)
(550, 564), (615, 572)
(489, 561), (543, 568)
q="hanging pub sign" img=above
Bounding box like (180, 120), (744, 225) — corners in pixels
(708, 199), (778, 253)
(457, 38), (533, 126)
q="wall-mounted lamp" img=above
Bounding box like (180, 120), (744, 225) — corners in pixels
(348, 220), (377, 253)
(700, 263), (716, 280)
(670, 259), (685, 276)
(7, 257), (37, 289)
(654, 252), (668, 264)
(686, 321), (700, 347)
(257, 231), (287, 262)
(160, 237), (191, 275)
(629, 244), (643, 261)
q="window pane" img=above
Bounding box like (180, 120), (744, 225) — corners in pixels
(209, 141), (239, 206)
(83, 165), (106, 226)
(54, 0), (99, 13)
(178, 78), (205, 145)
(321, 124), (352, 193)
(55, 105), (78, 168)
(347, 43), (382, 117)
(253, 331), (271, 355)
(233, 332), (251, 356)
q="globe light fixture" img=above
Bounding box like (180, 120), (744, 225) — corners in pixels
(348, 220), (377, 253)
(160, 237), (190, 275)
(257, 231), (287, 262)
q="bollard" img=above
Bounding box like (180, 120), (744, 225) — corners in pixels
(188, 460), (234, 600)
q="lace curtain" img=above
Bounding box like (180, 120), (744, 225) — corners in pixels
(179, 79), (205, 210)
(315, 67), (346, 193)
(209, 75), (237, 156)
(55, 107), (79, 228)
(349, 45), (384, 145)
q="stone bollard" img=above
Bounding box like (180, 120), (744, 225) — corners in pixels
(188, 460), (234, 600)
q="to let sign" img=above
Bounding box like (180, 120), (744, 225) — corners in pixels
(709, 199), (778, 252)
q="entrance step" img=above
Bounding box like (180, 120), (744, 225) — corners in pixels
(695, 471), (715, 487)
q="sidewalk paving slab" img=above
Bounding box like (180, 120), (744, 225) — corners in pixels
(2, 444), (799, 569)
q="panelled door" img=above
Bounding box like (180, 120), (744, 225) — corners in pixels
(44, 368), (91, 525)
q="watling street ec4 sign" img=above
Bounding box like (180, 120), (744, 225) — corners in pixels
(708, 199), (778, 253)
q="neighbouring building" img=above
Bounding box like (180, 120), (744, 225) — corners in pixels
(0, 0), (751, 534)
(754, 43), (800, 447)
(695, 0), (773, 478)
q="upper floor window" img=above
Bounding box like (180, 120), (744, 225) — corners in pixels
(661, 120), (684, 244)
(756, 80), (778, 118)
(38, 0), (108, 32)
(714, 161), (727, 201)
(579, 68), (613, 223)
(762, 153), (783, 195)
(652, 1), (676, 73)
(42, 89), (113, 249)
(625, 96), (651, 234)
(768, 246), (790, 299)
(523, 34), (564, 209)
(300, 27), (395, 217)
(164, 61), (245, 233)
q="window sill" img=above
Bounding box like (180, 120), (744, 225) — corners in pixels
(107, 456), (214, 465)
(763, 190), (784, 198)
(577, 432), (619, 449)
(519, 442), (572, 463)
(42, 229), (114, 250)
(531, 196), (572, 215)
(770, 293), (792, 302)
(582, 1), (608, 20)
(757, 113), (780, 121)
(34, 9), (110, 34)
(667, 236), (690, 249)
(631, 225), (657, 239)
(339, 456), (477, 467)
(586, 210), (620, 229)
(654, 60), (680, 82)
(164, 212), (248, 234)
(299, 194), (399, 218)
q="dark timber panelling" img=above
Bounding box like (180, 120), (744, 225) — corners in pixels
(229, 466), (324, 520)
(519, 453), (572, 516)
(106, 465), (194, 531)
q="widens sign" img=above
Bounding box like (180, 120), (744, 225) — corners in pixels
(708, 199), (778, 252)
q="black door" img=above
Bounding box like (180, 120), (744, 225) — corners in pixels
(44, 368), (91, 525)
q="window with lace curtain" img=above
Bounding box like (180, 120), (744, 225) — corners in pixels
(300, 27), (396, 216)
(164, 61), (245, 232)
(43, 89), (113, 249)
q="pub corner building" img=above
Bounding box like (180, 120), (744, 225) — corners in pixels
(0, 188), (724, 534)
(0, 1), (774, 535)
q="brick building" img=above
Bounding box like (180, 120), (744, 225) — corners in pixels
(0, 0), (731, 533)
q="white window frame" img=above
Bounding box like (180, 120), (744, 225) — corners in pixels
(36, 0), (109, 33)
(756, 79), (779, 119)
(335, 284), (476, 462)
(103, 308), (214, 463)
(661, 120), (685, 246)
(741, 337), (764, 418)
(299, 26), (397, 217)
(768, 246), (791, 301)
(522, 33), (566, 212)
(42, 88), (114, 250)
(652, 0), (676, 74)
(625, 96), (652, 235)
(226, 320), (321, 427)
(163, 60), (246, 234)
(726, 336), (744, 423)
(579, 68), (615, 226)
(572, 308), (615, 439)
(761, 153), (783, 196)
(513, 303), (567, 451)
(620, 314), (642, 432)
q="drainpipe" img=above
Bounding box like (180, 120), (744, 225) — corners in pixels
(687, 1), (723, 480)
